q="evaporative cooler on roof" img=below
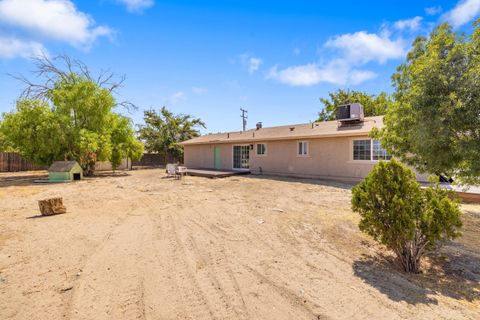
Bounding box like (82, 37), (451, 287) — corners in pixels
(336, 103), (364, 124)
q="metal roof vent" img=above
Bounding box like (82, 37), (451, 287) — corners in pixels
(256, 122), (263, 130)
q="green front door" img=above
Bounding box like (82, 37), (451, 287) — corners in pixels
(214, 146), (221, 169)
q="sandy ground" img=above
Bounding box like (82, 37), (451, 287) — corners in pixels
(0, 169), (479, 320)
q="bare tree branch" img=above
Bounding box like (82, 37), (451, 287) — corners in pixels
(8, 53), (137, 111)
(118, 100), (138, 114)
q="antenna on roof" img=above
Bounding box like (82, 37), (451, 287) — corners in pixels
(240, 108), (248, 132)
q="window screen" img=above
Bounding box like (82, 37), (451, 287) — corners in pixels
(353, 140), (371, 160)
(256, 144), (266, 155)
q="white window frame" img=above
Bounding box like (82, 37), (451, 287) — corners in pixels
(352, 138), (391, 162)
(297, 141), (309, 157)
(255, 143), (267, 157)
(372, 139), (392, 161)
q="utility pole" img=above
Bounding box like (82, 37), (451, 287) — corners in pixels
(240, 108), (248, 131)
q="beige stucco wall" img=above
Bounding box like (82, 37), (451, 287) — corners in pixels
(183, 136), (428, 182)
(184, 144), (233, 170)
(250, 136), (377, 181)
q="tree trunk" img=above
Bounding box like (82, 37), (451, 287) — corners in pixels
(84, 160), (96, 176)
(395, 233), (428, 273)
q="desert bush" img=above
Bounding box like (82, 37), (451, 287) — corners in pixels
(351, 159), (462, 273)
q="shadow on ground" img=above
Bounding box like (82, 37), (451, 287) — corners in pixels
(244, 174), (355, 190)
(26, 213), (67, 219)
(0, 170), (130, 188)
(353, 244), (480, 305)
(0, 172), (48, 188)
(92, 171), (131, 178)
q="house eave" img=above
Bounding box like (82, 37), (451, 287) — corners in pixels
(181, 131), (372, 146)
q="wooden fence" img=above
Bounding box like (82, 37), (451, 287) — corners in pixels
(0, 152), (47, 172)
(0, 152), (180, 172)
(132, 153), (179, 168)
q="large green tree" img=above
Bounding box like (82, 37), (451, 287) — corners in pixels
(376, 22), (480, 184)
(110, 114), (144, 170)
(317, 89), (392, 121)
(138, 107), (205, 161)
(0, 100), (63, 164)
(0, 129), (15, 152)
(0, 55), (143, 174)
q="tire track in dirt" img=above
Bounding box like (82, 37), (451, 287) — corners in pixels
(142, 190), (218, 319)
(180, 191), (411, 320)
(67, 198), (153, 320)
(178, 200), (322, 319)
(149, 208), (216, 319)
(59, 196), (148, 317)
(158, 196), (317, 319)
(147, 191), (250, 319)
(186, 233), (250, 319)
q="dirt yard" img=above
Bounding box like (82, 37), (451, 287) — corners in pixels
(0, 169), (479, 320)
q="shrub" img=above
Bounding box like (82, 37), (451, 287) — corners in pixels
(352, 159), (462, 273)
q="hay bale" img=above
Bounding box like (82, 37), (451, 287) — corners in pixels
(38, 197), (67, 216)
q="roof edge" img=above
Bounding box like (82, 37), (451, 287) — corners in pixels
(181, 131), (371, 145)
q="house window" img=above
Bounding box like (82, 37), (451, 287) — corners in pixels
(372, 140), (392, 160)
(256, 143), (267, 156)
(353, 140), (371, 160)
(353, 139), (391, 161)
(298, 141), (309, 156)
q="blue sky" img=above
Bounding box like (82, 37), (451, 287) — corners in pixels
(0, 0), (478, 133)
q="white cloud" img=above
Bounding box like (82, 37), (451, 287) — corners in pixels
(238, 54), (263, 74)
(267, 29), (404, 87)
(266, 60), (377, 86)
(349, 70), (378, 85)
(394, 16), (423, 31)
(325, 31), (406, 64)
(267, 64), (324, 86)
(192, 87), (208, 94)
(444, 0), (480, 28)
(117, 0), (154, 12)
(0, 0), (111, 48)
(425, 6), (442, 16)
(0, 36), (47, 59)
(168, 91), (187, 105)
(248, 57), (262, 74)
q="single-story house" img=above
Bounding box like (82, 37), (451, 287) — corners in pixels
(181, 115), (427, 182)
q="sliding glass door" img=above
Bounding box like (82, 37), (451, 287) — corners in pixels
(233, 145), (250, 169)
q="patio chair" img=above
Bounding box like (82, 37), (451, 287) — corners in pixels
(166, 163), (178, 178)
(176, 166), (188, 179)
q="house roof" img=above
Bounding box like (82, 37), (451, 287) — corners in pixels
(48, 161), (80, 172)
(181, 116), (384, 145)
